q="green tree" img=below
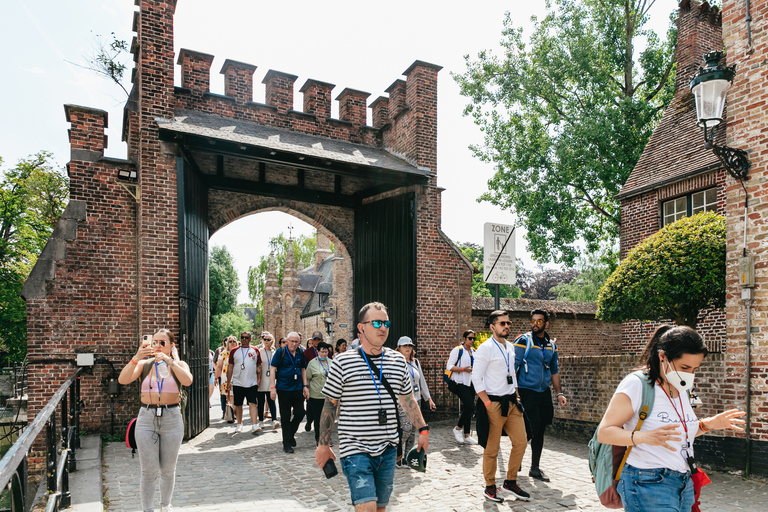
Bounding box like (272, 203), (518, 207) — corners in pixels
(552, 249), (617, 302)
(0, 152), (69, 362)
(454, 0), (676, 265)
(247, 233), (317, 325)
(458, 242), (522, 298)
(209, 245), (240, 320)
(597, 212), (725, 328)
(209, 311), (253, 351)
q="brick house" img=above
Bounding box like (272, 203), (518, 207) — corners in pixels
(609, 0), (768, 474)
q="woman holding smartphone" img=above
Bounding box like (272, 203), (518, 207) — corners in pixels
(118, 329), (193, 512)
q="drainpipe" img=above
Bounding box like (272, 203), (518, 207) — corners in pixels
(738, 189), (754, 476)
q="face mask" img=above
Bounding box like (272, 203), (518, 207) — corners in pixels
(663, 359), (695, 394)
(319, 356), (327, 361)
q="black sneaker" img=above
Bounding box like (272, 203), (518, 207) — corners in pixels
(283, 445), (294, 454)
(305, 422), (312, 432)
(483, 486), (504, 503)
(501, 481), (530, 501)
(529, 468), (550, 482)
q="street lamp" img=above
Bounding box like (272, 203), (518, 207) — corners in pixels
(320, 307), (335, 339)
(689, 51), (750, 181)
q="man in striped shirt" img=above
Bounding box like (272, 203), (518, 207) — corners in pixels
(315, 302), (429, 512)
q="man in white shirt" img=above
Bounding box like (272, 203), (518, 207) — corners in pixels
(226, 331), (263, 433)
(472, 311), (530, 504)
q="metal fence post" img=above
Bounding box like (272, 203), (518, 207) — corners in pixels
(46, 417), (56, 494)
(74, 376), (81, 450)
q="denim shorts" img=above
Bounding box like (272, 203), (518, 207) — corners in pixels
(618, 464), (694, 512)
(340, 446), (396, 507)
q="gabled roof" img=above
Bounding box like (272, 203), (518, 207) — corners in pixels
(617, 92), (723, 200)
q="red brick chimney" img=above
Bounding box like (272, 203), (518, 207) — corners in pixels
(676, 0), (723, 94)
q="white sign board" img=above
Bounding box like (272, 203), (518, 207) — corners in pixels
(483, 222), (515, 285)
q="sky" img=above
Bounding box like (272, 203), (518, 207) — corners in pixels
(1, 0), (677, 303)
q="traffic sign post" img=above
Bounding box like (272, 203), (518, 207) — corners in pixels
(483, 223), (516, 310)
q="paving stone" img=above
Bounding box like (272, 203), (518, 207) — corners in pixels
(103, 399), (768, 511)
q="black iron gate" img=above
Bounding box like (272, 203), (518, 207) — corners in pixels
(354, 192), (417, 348)
(177, 157), (210, 438)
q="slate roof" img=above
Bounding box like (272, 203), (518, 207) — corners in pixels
(300, 255), (336, 317)
(298, 274), (321, 292)
(471, 297), (598, 317)
(616, 92), (724, 200)
(156, 110), (429, 176)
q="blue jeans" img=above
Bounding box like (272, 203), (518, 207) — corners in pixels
(341, 445), (396, 507)
(618, 464), (694, 512)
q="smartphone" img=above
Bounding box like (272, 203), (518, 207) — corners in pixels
(322, 459), (338, 479)
(142, 335), (152, 347)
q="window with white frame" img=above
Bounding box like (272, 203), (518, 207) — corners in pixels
(662, 188), (718, 226)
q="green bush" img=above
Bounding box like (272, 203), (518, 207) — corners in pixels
(597, 212), (725, 328)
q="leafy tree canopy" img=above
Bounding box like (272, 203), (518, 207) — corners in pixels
(459, 242), (522, 298)
(209, 245), (240, 320)
(247, 233), (318, 327)
(210, 311), (254, 351)
(0, 152), (68, 362)
(517, 265), (579, 300)
(454, 0), (676, 265)
(552, 248), (617, 302)
(597, 212), (725, 328)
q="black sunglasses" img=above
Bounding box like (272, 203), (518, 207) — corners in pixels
(362, 320), (391, 329)
(241, 336), (250, 340)
(152, 340), (168, 347)
(467, 336), (476, 341)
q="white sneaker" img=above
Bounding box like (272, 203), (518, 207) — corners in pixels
(234, 424), (243, 433)
(453, 427), (465, 444)
(463, 436), (478, 445)
(160, 506), (173, 512)
(252, 422), (262, 433)
(273, 420), (281, 429)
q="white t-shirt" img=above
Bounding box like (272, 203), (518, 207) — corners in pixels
(446, 345), (474, 386)
(615, 373), (699, 473)
(228, 346), (261, 388)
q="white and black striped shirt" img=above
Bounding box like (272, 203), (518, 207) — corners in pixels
(322, 347), (412, 458)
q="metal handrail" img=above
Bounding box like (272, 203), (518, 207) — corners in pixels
(0, 367), (82, 505)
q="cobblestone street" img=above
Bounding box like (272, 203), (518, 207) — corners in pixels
(103, 403), (768, 511)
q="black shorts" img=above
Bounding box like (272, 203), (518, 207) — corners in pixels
(518, 387), (554, 433)
(232, 385), (259, 406)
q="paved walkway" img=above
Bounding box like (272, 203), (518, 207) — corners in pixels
(103, 403), (768, 511)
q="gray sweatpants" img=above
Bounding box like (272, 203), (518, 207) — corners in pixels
(135, 406), (184, 512)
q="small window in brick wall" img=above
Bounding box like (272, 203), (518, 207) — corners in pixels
(662, 188), (717, 226)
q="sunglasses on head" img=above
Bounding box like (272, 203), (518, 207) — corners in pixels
(362, 320), (391, 329)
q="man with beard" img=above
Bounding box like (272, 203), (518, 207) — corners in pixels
(513, 309), (567, 482)
(472, 310), (530, 504)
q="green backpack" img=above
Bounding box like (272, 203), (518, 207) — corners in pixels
(588, 371), (655, 509)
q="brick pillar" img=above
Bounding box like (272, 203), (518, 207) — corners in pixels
(300, 79), (335, 118)
(385, 79), (406, 121)
(369, 96), (389, 129)
(136, 0), (179, 338)
(177, 48), (214, 92)
(263, 70), (298, 113)
(220, 59), (258, 103)
(403, 60), (442, 171)
(65, 105), (108, 158)
(336, 88), (370, 126)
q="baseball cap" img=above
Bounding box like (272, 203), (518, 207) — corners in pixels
(397, 336), (414, 347)
(405, 446), (427, 472)
(312, 331), (324, 340)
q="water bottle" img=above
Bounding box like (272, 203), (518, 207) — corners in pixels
(157, 361), (170, 379)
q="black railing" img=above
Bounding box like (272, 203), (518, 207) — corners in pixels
(418, 364), (462, 422)
(0, 368), (82, 512)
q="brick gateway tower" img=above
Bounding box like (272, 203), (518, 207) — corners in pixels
(23, 0), (473, 438)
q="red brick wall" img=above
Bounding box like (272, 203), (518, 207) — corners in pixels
(470, 310), (622, 357)
(723, 0), (768, 443)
